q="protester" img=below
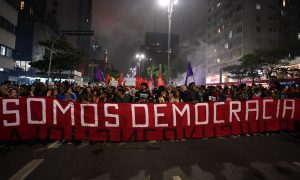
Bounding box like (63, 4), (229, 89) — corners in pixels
(155, 86), (169, 103)
(170, 89), (183, 103)
(57, 86), (77, 101)
(85, 86), (94, 103)
(184, 82), (201, 103)
(135, 82), (152, 103)
(113, 86), (131, 103)
(9, 88), (19, 98)
(1, 79), (300, 103)
(251, 88), (262, 100)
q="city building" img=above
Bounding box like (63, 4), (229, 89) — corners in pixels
(14, 0), (55, 70)
(0, 0), (18, 82)
(206, 0), (300, 84)
(8, 0), (93, 83)
(47, 0), (93, 80)
(142, 32), (179, 78)
(47, 0), (92, 56)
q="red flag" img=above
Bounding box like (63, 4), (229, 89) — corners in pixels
(148, 79), (153, 89)
(157, 75), (165, 87)
(136, 76), (142, 89)
(118, 73), (124, 86)
(105, 74), (111, 85)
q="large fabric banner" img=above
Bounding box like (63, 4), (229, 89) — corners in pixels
(0, 98), (299, 142)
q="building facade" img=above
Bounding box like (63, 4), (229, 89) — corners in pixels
(206, 0), (300, 84)
(14, 0), (55, 68)
(0, 0), (18, 82)
(143, 32), (179, 78)
(47, 0), (93, 80)
(47, 0), (92, 56)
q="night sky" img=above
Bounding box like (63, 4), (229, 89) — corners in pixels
(92, 0), (207, 80)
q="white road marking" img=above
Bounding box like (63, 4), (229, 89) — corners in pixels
(33, 147), (45, 153)
(9, 159), (44, 180)
(118, 142), (126, 146)
(47, 140), (61, 149)
(77, 142), (89, 149)
(293, 162), (300, 167)
(173, 176), (182, 180)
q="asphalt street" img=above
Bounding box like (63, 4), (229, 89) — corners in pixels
(1, 133), (300, 180)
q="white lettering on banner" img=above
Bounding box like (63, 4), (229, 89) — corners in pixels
(245, 100), (259, 121)
(172, 104), (190, 126)
(263, 99), (273, 120)
(154, 104), (168, 127)
(27, 98), (46, 125)
(229, 101), (241, 122)
(195, 103), (209, 125)
(214, 102), (225, 123)
(276, 100), (281, 118)
(131, 104), (149, 128)
(283, 100), (295, 118)
(53, 100), (75, 125)
(104, 104), (120, 127)
(2, 99), (20, 127)
(80, 104), (98, 127)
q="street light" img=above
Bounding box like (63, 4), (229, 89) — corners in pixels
(136, 53), (145, 76)
(158, 0), (178, 85)
(136, 53), (145, 61)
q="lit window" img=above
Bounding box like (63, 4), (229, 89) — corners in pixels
(0, 46), (6, 56)
(256, 4), (261, 10)
(20, 1), (25, 10)
(214, 49), (217, 53)
(217, 2), (221, 7)
(298, 33), (300, 40)
(6, 48), (12, 58)
(30, 8), (33, 15)
(225, 43), (229, 50)
(218, 28), (221, 33)
(228, 31), (233, 38)
(283, 0), (286, 7)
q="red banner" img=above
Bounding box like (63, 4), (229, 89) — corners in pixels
(0, 98), (299, 142)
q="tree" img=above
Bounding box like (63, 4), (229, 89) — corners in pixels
(146, 64), (167, 85)
(30, 37), (84, 79)
(255, 48), (291, 80)
(103, 63), (119, 78)
(240, 54), (263, 83)
(146, 64), (159, 79)
(223, 64), (246, 83)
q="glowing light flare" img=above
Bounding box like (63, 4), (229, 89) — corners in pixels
(158, 0), (170, 7)
(158, 0), (178, 7)
(135, 53), (145, 60)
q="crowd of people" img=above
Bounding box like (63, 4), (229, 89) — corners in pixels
(0, 79), (300, 103)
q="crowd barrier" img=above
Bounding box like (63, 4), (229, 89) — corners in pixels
(0, 98), (299, 142)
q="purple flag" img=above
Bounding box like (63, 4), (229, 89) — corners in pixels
(185, 62), (195, 85)
(95, 66), (105, 82)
